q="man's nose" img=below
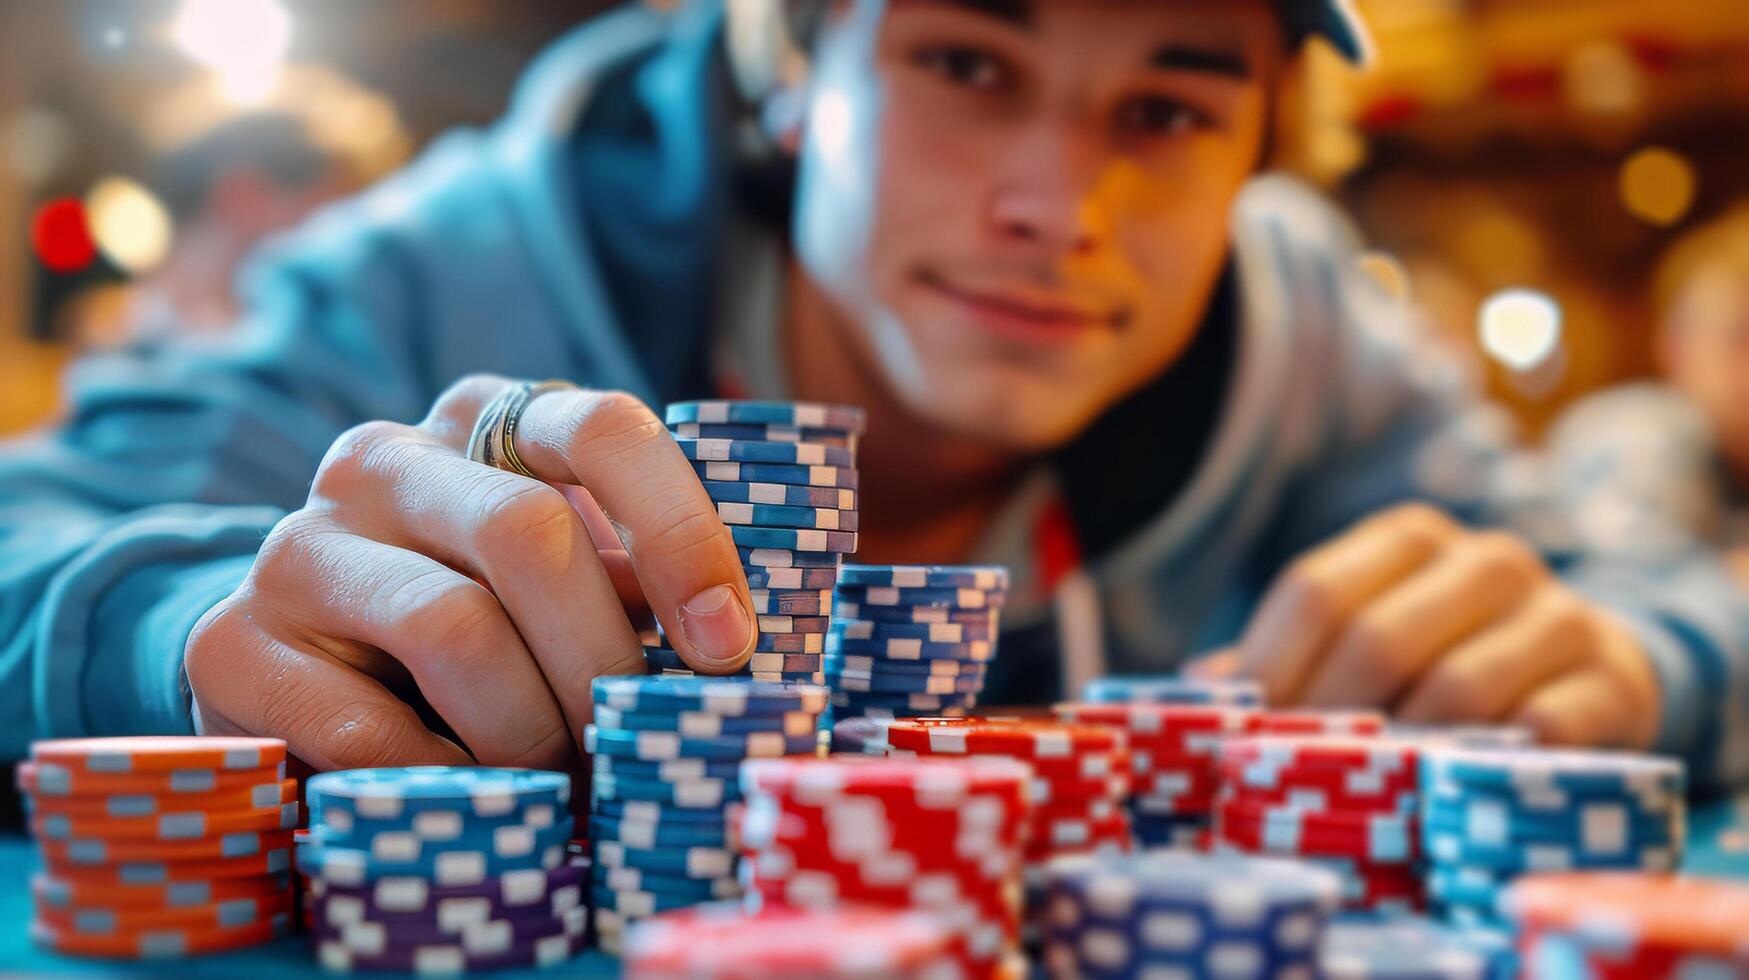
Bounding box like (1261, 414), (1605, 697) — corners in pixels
(985, 121), (1112, 256)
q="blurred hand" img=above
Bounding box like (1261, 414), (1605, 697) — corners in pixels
(1730, 548), (1749, 591)
(185, 375), (755, 771)
(1210, 504), (1661, 749)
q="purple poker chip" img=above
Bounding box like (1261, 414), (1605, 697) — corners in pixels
(314, 927), (587, 972)
(313, 903), (586, 952)
(307, 861), (585, 920)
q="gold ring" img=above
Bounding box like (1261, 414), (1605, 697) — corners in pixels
(465, 380), (577, 478)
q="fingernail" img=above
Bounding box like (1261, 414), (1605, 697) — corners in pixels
(677, 584), (754, 666)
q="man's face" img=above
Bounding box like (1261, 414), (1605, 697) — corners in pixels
(1666, 268), (1749, 468)
(792, 0), (1281, 450)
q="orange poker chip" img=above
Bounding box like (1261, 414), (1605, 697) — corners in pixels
(30, 779), (298, 819)
(43, 847), (293, 884)
(883, 718), (1124, 758)
(29, 736), (287, 774)
(1503, 872), (1749, 958)
(18, 760), (287, 798)
(28, 912), (290, 959)
(32, 871), (291, 909)
(31, 801), (300, 841)
(35, 889), (293, 933)
(39, 829), (295, 865)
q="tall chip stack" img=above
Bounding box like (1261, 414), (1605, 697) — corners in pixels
(1214, 734), (1426, 914)
(737, 754), (1033, 980)
(1502, 873), (1749, 977)
(1418, 747), (1687, 931)
(299, 767), (584, 973)
(827, 565), (1009, 721)
(1039, 850), (1342, 979)
(22, 736), (297, 959)
(586, 675), (828, 952)
(622, 903), (962, 978)
(648, 400), (866, 684)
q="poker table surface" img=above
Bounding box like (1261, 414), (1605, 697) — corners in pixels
(4, 796), (1745, 978)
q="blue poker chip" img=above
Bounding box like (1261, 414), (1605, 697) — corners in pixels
(590, 773), (739, 809)
(1421, 747), (1685, 799)
(310, 801), (570, 851)
(829, 617), (998, 643)
(830, 600), (995, 625)
(591, 756), (743, 782)
(737, 544), (842, 568)
(640, 645), (823, 676)
(1425, 865), (1509, 912)
(1081, 676), (1265, 706)
(1319, 916), (1497, 980)
(740, 565), (841, 590)
(746, 588), (835, 616)
(298, 822), (571, 887)
(830, 671), (985, 695)
(695, 459), (859, 490)
(836, 564), (1008, 590)
(596, 703), (819, 739)
(590, 799), (725, 826)
(1420, 796), (1681, 846)
(590, 884), (713, 917)
(716, 501), (857, 533)
(671, 422), (855, 448)
(728, 525), (858, 554)
(592, 676), (828, 717)
(593, 840), (735, 879)
(825, 634), (995, 662)
(827, 689), (977, 713)
(646, 668), (825, 688)
(585, 725), (818, 762)
(642, 631), (824, 654)
(832, 584), (1004, 610)
(1130, 813), (1211, 849)
(1422, 829), (1682, 873)
(593, 863), (742, 901)
(699, 479), (856, 512)
(589, 815), (727, 850)
(663, 401), (865, 434)
(675, 437), (854, 469)
(306, 767), (571, 827)
(823, 654), (984, 676)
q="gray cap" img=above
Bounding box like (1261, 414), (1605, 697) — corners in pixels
(1282, 0), (1370, 63)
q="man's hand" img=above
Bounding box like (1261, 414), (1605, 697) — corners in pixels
(184, 375), (756, 772)
(1220, 504), (1662, 748)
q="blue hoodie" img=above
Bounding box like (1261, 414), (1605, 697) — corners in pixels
(3, 4), (1744, 788)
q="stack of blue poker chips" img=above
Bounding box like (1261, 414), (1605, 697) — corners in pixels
(1418, 746), (1686, 930)
(825, 565), (1010, 721)
(1041, 850), (1342, 978)
(648, 401), (866, 685)
(1081, 675), (1265, 707)
(585, 675), (828, 953)
(297, 767), (585, 973)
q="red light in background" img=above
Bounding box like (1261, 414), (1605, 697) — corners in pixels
(30, 197), (99, 273)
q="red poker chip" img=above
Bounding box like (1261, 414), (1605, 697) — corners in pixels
(1032, 797), (1123, 825)
(746, 805), (1028, 871)
(1218, 777), (1417, 816)
(745, 755), (1033, 798)
(1214, 808), (1419, 864)
(1217, 758), (1419, 804)
(1052, 703), (1258, 735)
(741, 865), (1021, 950)
(1026, 770), (1131, 806)
(1216, 798), (1417, 835)
(1220, 734), (1421, 772)
(1252, 710), (1386, 736)
(1011, 749), (1131, 782)
(623, 904), (958, 978)
(1503, 873), (1749, 961)
(882, 719), (1124, 758)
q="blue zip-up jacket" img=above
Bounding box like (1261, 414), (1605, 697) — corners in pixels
(3, 5), (1745, 787)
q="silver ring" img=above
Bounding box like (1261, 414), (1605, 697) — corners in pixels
(466, 380), (578, 478)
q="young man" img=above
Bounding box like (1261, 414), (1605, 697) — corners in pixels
(1, 1), (1742, 788)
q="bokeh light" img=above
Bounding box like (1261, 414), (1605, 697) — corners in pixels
(171, 0), (292, 105)
(1620, 147), (1699, 227)
(1478, 288), (1565, 372)
(86, 177), (174, 275)
(29, 198), (98, 274)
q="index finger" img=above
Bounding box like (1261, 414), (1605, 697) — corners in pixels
(513, 389), (755, 672)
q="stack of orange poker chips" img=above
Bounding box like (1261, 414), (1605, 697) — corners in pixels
(22, 736), (297, 959)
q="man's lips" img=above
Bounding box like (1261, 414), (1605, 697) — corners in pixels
(919, 272), (1122, 341)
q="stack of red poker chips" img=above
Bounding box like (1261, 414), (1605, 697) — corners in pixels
(736, 754), (1032, 980)
(1214, 733), (1425, 913)
(1054, 702), (1258, 851)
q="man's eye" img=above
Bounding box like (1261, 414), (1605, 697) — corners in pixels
(912, 46), (1007, 90)
(1117, 96), (1209, 136)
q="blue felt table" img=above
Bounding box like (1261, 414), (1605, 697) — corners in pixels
(4, 797), (1745, 977)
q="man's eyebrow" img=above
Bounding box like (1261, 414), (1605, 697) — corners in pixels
(932, 0), (1034, 29)
(1149, 43), (1253, 80)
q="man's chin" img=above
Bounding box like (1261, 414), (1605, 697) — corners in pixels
(897, 368), (1104, 453)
